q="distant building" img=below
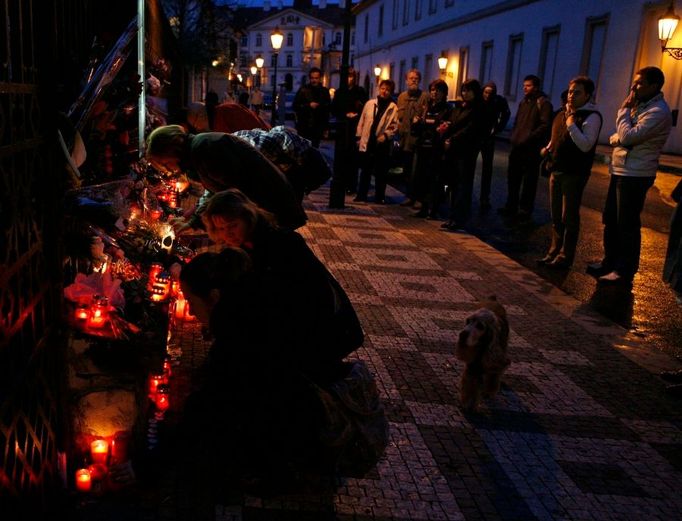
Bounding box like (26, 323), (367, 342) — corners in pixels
(353, 0), (682, 153)
(230, 0), (355, 101)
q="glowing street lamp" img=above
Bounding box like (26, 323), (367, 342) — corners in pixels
(438, 54), (448, 74)
(270, 27), (284, 124)
(374, 65), (381, 80)
(659, 1), (682, 59)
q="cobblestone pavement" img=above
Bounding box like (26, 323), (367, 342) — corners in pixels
(169, 186), (681, 521)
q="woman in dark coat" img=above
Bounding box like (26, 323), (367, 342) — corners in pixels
(440, 79), (486, 231)
(178, 248), (344, 500)
(201, 188), (364, 377)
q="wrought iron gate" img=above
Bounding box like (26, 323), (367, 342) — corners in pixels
(0, 0), (95, 511)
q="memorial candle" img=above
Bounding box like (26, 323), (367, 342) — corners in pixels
(149, 373), (165, 395)
(87, 296), (109, 328)
(90, 439), (109, 465)
(154, 385), (170, 411)
(75, 468), (92, 492)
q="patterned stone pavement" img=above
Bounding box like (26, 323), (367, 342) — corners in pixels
(171, 186), (682, 521)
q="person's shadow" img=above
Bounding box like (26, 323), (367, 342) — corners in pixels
(588, 283), (635, 329)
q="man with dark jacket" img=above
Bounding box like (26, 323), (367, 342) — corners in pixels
(479, 82), (511, 212)
(331, 67), (368, 194)
(293, 67), (331, 148)
(499, 75), (553, 219)
(145, 125), (307, 231)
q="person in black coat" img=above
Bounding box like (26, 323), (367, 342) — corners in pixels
(441, 79), (487, 231)
(410, 79), (452, 219)
(331, 68), (368, 194)
(479, 82), (511, 211)
(201, 188), (364, 375)
(178, 248), (326, 500)
(293, 67), (331, 148)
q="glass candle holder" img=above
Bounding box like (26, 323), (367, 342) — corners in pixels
(75, 468), (92, 492)
(90, 439), (109, 465)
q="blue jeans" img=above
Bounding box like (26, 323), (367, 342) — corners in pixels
(602, 175), (655, 279)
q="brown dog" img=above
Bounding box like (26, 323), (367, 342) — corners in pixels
(455, 297), (511, 411)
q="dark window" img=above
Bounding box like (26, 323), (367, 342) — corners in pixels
(415, 0), (422, 20)
(456, 46), (469, 96)
(504, 33), (523, 99)
(581, 14), (609, 99)
(364, 14), (369, 43)
(403, 0), (410, 25)
(378, 5), (384, 37)
(429, 0), (437, 15)
(392, 0), (399, 29)
(480, 41), (493, 84)
(539, 25), (560, 100)
(240, 35), (248, 47)
(287, 33), (293, 47)
(286, 54), (293, 67)
(256, 33), (262, 47)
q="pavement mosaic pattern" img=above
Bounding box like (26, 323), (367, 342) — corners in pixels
(173, 188), (681, 521)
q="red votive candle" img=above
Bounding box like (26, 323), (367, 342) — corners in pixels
(75, 468), (92, 492)
(149, 373), (165, 395)
(155, 385), (170, 412)
(90, 439), (109, 465)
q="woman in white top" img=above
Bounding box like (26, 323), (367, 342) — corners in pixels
(354, 79), (399, 204)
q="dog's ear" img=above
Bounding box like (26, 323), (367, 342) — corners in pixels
(481, 316), (509, 371)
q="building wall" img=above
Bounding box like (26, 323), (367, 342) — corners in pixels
(354, 0), (681, 152)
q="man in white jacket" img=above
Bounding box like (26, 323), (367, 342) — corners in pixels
(588, 66), (672, 284)
(354, 79), (399, 204)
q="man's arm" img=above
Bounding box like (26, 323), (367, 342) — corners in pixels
(567, 112), (602, 152)
(616, 106), (671, 147)
(528, 98), (553, 143)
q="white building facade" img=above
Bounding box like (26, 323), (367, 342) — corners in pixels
(234, 3), (355, 99)
(353, 0), (682, 152)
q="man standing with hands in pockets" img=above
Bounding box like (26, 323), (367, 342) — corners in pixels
(588, 66), (672, 285)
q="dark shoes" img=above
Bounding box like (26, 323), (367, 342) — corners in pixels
(440, 221), (466, 232)
(353, 195), (367, 202)
(586, 261), (611, 277)
(411, 209), (429, 218)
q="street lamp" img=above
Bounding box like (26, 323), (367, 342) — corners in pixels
(659, 2), (682, 59)
(270, 26), (283, 124)
(438, 54), (448, 74)
(374, 65), (381, 80)
(255, 55), (264, 88)
(250, 65), (257, 76)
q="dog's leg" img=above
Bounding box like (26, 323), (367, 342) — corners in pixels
(460, 373), (481, 412)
